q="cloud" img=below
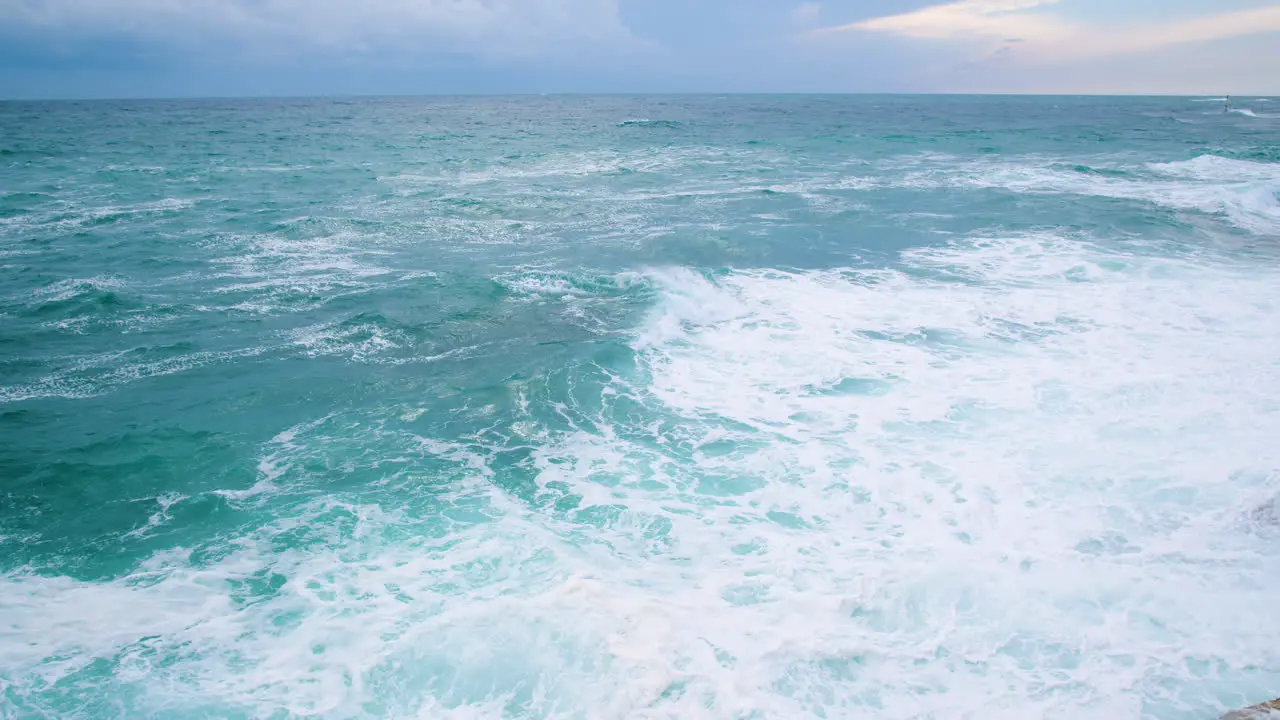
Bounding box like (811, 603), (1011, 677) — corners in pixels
(790, 2), (822, 29)
(0, 0), (640, 60)
(828, 0), (1066, 41)
(821, 0), (1280, 63)
(942, 29), (1280, 95)
(1096, 5), (1280, 57)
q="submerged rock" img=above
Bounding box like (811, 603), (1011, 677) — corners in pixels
(1221, 699), (1280, 719)
(1250, 497), (1279, 526)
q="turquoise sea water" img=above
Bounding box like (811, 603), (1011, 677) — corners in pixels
(2, 95), (1280, 719)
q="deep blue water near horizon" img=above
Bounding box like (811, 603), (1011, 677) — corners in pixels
(2, 95), (1280, 719)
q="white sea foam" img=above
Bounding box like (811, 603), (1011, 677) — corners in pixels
(288, 318), (403, 360)
(207, 229), (393, 307)
(497, 268), (651, 333)
(904, 155), (1280, 234)
(29, 275), (127, 304)
(560, 234), (1280, 717)
(0, 346), (268, 403)
(285, 317), (477, 366)
(123, 492), (188, 539)
(0, 197), (193, 232)
(4, 233), (1279, 718)
(382, 147), (738, 191)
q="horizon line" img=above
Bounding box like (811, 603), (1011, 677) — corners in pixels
(1, 90), (1271, 103)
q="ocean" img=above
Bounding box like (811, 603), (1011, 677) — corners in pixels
(1, 95), (1279, 719)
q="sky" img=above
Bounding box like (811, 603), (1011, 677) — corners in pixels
(0, 0), (1277, 98)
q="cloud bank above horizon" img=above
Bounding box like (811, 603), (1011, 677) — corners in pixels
(0, 0), (1277, 97)
(2, 0), (641, 58)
